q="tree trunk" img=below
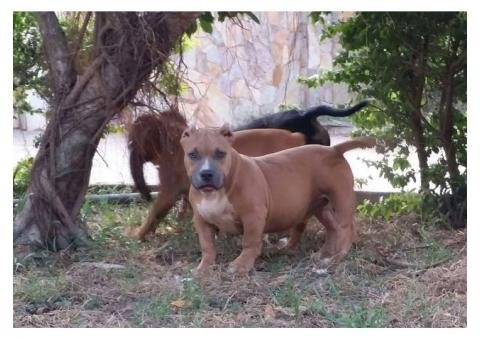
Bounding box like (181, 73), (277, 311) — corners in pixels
(439, 71), (460, 183)
(437, 42), (466, 228)
(439, 37), (464, 188)
(410, 107), (429, 192)
(409, 70), (429, 192)
(408, 37), (429, 192)
(14, 12), (199, 251)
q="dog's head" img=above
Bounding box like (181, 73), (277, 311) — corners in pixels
(180, 124), (234, 193)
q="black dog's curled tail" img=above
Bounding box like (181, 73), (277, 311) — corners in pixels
(304, 99), (373, 118)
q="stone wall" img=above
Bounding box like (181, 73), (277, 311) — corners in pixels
(179, 12), (352, 127)
(16, 12), (353, 132)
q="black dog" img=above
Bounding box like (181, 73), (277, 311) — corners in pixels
(235, 99), (371, 145)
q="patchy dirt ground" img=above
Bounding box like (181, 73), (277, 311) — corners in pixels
(13, 201), (466, 327)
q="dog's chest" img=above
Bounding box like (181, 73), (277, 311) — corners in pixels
(196, 194), (240, 234)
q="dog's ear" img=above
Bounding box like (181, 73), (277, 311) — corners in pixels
(219, 123), (232, 137)
(181, 125), (197, 139)
(219, 123), (233, 143)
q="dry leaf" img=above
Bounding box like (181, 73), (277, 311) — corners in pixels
(274, 306), (295, 317)
(170, 299), (192, 308)
(264, 304), (276, 320)
(270, 274), (288, 286)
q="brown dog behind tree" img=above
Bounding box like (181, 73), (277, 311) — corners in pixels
(180, 125), (376, 274)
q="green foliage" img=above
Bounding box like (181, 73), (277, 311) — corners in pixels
(86, 184), (133, 195)
(198, 12), (214, 33)
(13, 87), (42, 116)
(354, 177), (370, 190)
(357, 193), (421, 220)
(58, 12), (95, 69)
(13, 157), (34, 198)
(185, 11), (260, 37)
(103, 122), (125, 135)
(218, 12), (260, 24)
(13, 12), (96, 118)
(305, 12), (466, 225)
(13, 12), (48, 115)
(13, 12), (44, 91)
(156, 60), (190, 97)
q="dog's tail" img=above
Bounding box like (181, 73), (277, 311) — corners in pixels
(304, 99), (372, 118)
(127, 111), (187, 201)
(129, 140), (152, 201)
(333, 137), (376, 154)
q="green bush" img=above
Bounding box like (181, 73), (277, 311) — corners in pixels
(13, 157), (34, 199)
(357, 192), (421, 220)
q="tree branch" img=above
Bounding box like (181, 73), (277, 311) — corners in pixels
(70, 12), (92, 68)
(91, 12), (200, 114)
(35, 12), (77, 101)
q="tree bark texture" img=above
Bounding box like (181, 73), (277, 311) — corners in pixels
(14, 12), (199, 251)
(408, 37), (429, 192)
(438, 37), (465, 187)
(437, 39), (466, 228)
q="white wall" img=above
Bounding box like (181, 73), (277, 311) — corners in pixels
(14, 91), (47, 131)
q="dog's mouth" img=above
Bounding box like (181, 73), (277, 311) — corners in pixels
(198, 184), (218, 193)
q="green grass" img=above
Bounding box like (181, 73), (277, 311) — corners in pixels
(265, 256), (288, 274)
(269, 279), (303, 318)
(82, 201), (145, 260)
(13, 200), (466, 328)
(181, 279), (207, 311)
(82, 296), (102, 310)
(306, 289), (387, 327)
(14, 272), (70, 305)
(133, 294), (173, 326)
(336, 306), (387, 327)
(132, 279), (207, 327)
(420, 240), (453, 265)
(111, 264), (144, 290)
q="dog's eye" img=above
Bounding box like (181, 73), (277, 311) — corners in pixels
(188, 150), (200, 160)
(213, 149), (226, 160)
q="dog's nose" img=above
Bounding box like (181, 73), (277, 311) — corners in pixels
(200, 170), (214, 182)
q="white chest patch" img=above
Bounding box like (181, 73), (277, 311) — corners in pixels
(196, 192), (240, 234)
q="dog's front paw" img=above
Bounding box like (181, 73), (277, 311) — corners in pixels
(310, 253), (334, 268)
(276, 239), (299, 255)
(310, 251), (345, 269)
(124, 227), (146, 241)
(227, 259), (253, 275)
(194, 258), (215, 275)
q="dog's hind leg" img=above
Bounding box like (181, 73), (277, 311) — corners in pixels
(313, 191), (356, 266)
(282, 222), (307, 251)
(126, 169), (185, 241)
(125, 188), (180, 240)
(126, 161), (189, 240)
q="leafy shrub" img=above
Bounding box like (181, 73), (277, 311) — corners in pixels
(357, 192), (421, 220)
(13, 157), (34, 198)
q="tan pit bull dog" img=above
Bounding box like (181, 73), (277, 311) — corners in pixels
(180, 125), (375, 274)
(127, 121), (306, 241)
